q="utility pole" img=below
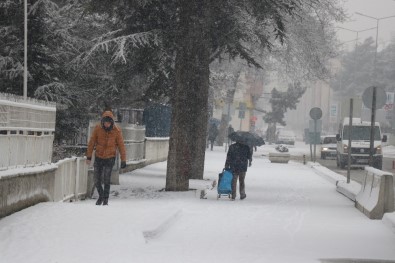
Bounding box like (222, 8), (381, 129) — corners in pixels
(369, 87), (377, 167)
(347, 99), (353, 183)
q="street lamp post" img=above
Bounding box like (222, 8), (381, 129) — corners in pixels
(355, 12), (395, 75)
(336, 26), (377, 99)
(355, 12), (395, 168)
(24, 0), (28, 100)
(336, 26), (377, 50)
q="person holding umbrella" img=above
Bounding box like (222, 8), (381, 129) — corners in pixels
(225, 131), (264, 200)
(224, 139), (252, 200)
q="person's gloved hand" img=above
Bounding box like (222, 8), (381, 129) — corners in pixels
(249, 161), (252, 167)
(121, 161), (126, 169)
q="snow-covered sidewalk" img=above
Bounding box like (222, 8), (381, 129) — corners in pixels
(0, 144), (395, 263)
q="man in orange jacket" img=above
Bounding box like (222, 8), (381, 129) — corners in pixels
(86, 110), (127, 205)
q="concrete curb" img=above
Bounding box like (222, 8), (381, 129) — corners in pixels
(308, 161), (395, 231)
(383, 212), (395, 234)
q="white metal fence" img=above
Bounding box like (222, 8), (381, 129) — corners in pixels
(1, 137), (169, 218)
(53, 157), (88, 202)
(0, 93), (56, 130)
(0, 134), (54, 169)
(0, 93), (56, 170)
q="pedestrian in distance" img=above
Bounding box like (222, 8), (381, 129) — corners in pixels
(227, 124), (235, 144)
(207, 123), (219, 151)
(224, 141), (252, 200)
(86, 110), (127, 206)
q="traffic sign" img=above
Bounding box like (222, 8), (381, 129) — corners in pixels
(309, 107), (322, 120)
(362, 86), (386, 109)
(309, 119), (322, 132)
(308, 132), (321, 144)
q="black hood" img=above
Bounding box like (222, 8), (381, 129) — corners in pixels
(101, 116), (114, 131)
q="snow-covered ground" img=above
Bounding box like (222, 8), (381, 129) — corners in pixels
(0, 142), (395, 263)
(384, 145), (395, 158)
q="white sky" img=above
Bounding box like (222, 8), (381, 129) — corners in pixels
(1, 142), (395, 263)
(337, 0), (395, 50)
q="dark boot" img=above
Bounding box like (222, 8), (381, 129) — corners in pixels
(96, 198), (103, 205)
(240, 194), (247, 200)
(102, 198), (108, 205)
(231, 194), (236, 201)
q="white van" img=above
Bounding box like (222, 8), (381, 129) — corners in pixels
(320, 135), (337, 159)
(336, 118), (387, 169)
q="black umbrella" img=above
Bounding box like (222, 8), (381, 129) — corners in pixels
(228, 131), (265, 146)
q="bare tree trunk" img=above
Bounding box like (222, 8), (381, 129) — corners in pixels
(166, 0), (210, 189)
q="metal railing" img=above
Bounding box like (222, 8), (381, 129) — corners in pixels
(53, 157), (88, 202)
(0, 93), (56, 170)
(0, 137), (169, 218)
(0, 95), (56, 130)
(0, 134), (54, 170)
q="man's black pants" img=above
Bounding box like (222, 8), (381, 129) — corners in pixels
(94, 157), (115, 199)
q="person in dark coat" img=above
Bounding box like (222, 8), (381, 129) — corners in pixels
(227, 125), (235, 144)
(207, 123), (219, 151)
(224, 141), (252, 200)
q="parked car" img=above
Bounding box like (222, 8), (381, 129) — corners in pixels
(320, 135), (337, 159)
(275, 130), (296, 145)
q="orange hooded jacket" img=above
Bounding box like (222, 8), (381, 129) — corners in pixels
(86, 111), (126, 162)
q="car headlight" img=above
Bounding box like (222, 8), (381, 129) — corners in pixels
(322, 147), (329, 151)
(375, 145), (382, 154)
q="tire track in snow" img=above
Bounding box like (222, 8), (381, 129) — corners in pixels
(143, 209), (182, 242)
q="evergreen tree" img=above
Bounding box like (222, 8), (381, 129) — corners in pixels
(374, 39), (395, 91)
(263, 82), (306, 142)
(0, 0), (24, 94)
(1, 0), (345, 190)
(82, 0), (344, 191)
(330, 38), (375, 98)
